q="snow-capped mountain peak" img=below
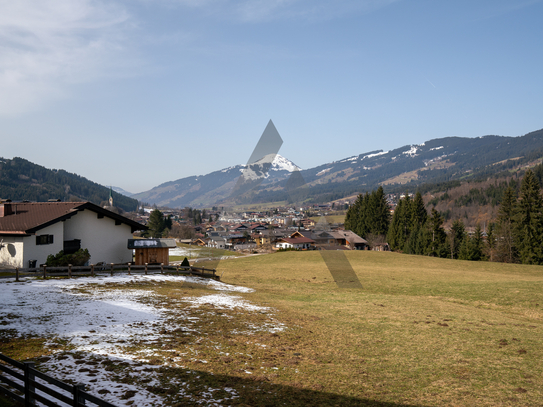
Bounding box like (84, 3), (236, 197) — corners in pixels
(238, 154), (301, 180)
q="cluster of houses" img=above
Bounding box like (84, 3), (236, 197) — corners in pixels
(186, 221), (370, 252)
(0, 198), (384, 270)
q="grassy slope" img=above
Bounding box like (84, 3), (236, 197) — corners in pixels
(209, 251), (543, 406)
(310, 214), (346, 224)
(169, 243), (245, 262)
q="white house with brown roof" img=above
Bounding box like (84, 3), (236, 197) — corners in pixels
(0, 201), (146, 268)
(276, 237), (315, 250)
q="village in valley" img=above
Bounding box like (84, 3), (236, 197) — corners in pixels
(135, 201), (379, 256)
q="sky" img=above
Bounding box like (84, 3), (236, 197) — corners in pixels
(1, 0), (542, 194)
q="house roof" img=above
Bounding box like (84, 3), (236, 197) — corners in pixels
(0, 201), (147, 235)
(278, 237), (316, 244)
(341, 230), (368, 244)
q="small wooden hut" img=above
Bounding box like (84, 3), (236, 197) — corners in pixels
(128, 238), (177, 265)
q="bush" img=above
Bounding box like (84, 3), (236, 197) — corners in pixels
(46, 249), (91, 267)
(180, 257), (190, 268)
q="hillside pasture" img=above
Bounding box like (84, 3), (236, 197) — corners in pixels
(1, 252), (542, 406)
(211, 251), (543, 406)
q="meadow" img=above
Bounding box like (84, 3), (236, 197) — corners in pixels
(1, 251), (542, 406)
(206, 251), (543, 406)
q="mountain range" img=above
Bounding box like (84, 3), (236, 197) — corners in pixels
(0, 157), (139, 212)
(133, 128), (543, 208)
(3, 128), (542, 211)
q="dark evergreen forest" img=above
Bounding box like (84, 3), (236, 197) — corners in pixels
(0, 157), (138, 212)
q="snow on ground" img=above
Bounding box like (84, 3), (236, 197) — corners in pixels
(169, 247), (192, 257)
(0, 274), (280, 406)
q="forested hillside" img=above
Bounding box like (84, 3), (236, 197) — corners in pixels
(346, 164), (543, 265)
(0, 157), (138, 212)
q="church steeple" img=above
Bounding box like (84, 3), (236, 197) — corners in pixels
(109, 186), (114, 207)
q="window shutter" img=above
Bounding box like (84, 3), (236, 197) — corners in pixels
(48, 235), (54, 244)
(36, 236), (40, 245)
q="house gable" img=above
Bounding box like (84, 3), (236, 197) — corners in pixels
(0, 201), (146, 268)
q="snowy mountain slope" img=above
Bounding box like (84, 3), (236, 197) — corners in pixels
(134, 128), (543, 208)
(132, 154), (301, 208)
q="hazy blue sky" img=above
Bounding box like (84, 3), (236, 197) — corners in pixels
(1, 0), (542, 193)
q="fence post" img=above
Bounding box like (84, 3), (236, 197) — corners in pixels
(73, 383), (86, 407)
(16, 267), (19, 282)
(176, 265), (179, 276)
(68, 264), (72, 279)
(128, 263), (131, 275)
(91, 264), (95, 277)
(24, 361), (36, 406)
(161, 263), (164, 274)
(145, 263), (148, 275)
(42, 265), (47, 279)
(110, 263), (114, 276)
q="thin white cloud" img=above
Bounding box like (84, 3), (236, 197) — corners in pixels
(0, 0), (134, 116)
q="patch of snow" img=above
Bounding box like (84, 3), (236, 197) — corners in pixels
(363, 151), (388, 159)
(221, 165), (238, 173)
(183, 294), (268, 311)
(317, 168), (332, 176)
(430, 146), (444, 151)
(339, 156), (358, 163)
(402, 146), (419, 157)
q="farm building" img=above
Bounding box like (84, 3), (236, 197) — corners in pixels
(128, 238), (177, 265)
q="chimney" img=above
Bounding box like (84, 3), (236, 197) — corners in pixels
(0, 203), (13, 217)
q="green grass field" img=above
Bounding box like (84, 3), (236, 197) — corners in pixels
(169, 243), (245, 262)
(206, 251), (543, 406)
(310, 214), (346, 224)
(2, 251), (542, 406)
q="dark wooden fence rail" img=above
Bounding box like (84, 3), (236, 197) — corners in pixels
(0, 352), (117, 406)
(1, 263), (219, 281)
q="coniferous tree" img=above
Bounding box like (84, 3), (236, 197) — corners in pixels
(471, 224), (485, 261)
(404, 191), (428, 254)
(370, 186), (391, 236)
(405, 223), (424, 255)
(388, 197), (406, 251)
(411, 192), (428, 230)
(345, 193), (363, 233)
(448, 219), (466, 259)
(495, 186), (517, 263)
(388, 193), (412, 251)
(458, 234), (473, 260)
(423, 208), (447, 257)
(514, 170), (543, 264)
(486, 223), (496, 261)
(148, 209), (165, 238)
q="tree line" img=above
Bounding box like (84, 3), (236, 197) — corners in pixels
(0, 157), (138, 212)
(345, 166), (543, 265)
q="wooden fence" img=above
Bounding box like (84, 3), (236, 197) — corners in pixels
(0, 353), (117, 406)
(1, 263), (219, 282)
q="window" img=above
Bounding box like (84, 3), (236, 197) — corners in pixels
(63, 239), (81, 254)
(36, 235), (54, 245)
